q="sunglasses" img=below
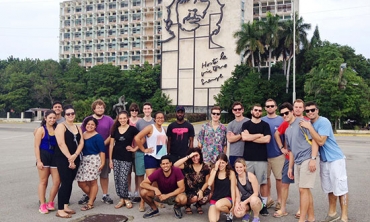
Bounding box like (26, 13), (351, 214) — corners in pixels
(130, 109), (139, 112)
(212, 113), (221, 116)
(65, 112), (75, 116)
(253, 109), (262, 112)
(266, 105), (275, 108)
(233, 108), (242, 111)
(279, 111), (290, 116)
(305, 108), (317, 113)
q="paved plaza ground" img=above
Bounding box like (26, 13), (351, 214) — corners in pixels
(0, 122), (368, 222)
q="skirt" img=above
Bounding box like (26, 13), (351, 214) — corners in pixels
(75, 154), (101, 182)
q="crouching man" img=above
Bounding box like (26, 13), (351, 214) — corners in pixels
(140, 155), (187, 219)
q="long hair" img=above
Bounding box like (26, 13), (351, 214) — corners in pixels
(216, 153), (232, 178)
(40, 110), (57, 128)
(186, 147), (204, 165)
(110, 111), (130, 135)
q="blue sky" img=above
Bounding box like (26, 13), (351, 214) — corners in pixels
(0, 0), (369, 60)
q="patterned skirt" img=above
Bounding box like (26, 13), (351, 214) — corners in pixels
(75, 154), (101, 182)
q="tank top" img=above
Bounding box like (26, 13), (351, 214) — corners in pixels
(55, 124), (81, 157)
(39, 125), (57, 154)
(236, 172), (262, 201)
(145, 124), (167, 159)
(211, 174), (231, 201)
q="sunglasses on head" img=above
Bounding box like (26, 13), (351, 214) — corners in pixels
(266, 105), (275, 108)
(305, 108), (317, 113)
(279, 111), (290, 116)
(253, 109), (262, 112)
(233, 108), (242, 111)
(130, 109), (139, 112)
(65, 112), (75, 116)
(212, 112), (221, 116)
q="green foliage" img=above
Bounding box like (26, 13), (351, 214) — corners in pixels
(149, 89), (175, 114)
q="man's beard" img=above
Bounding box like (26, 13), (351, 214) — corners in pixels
(252, 113), (261, 119)
(176, 115), (184, 121)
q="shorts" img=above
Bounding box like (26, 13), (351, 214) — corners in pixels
(135, 151), (145, 176)
(210, 197), (232, 205)
(153, 195), (177, 205)
(295, 159), (317, 189)
(37, 149), (57, 168)
(144, 155), (160, 169)
(267, 154), (285, 180)
(229, 156), (243, 169)
(282, 159), (294, 184)
(246, 161), (267, 185)
(75, 154), (101, 182)
(320, 158), (348, 196)
(99, 158), (111, 178)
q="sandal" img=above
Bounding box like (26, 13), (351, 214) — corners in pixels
(185, 206), (192, 215)
(273, 210), (288, 218)
(295, 212), (301, 219)
(56, 212), (72, 218)
(64, 209), (76, 214)
(266, 199), (274, 208)
(81, 204), (94, 211)
(124, 200), (133, 209)
(195, 203), (203, 214)
(275, 202), (281, 211)
(115, 201), (125, 209)
(138, 204), (146, 212)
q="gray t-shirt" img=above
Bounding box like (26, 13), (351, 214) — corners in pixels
(227, 117), (250, 156)
(136, 117), (155, 150)
(285, 117), (312, 165)
(56, 117), (65, 124)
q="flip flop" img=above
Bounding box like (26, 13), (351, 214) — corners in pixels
(115, 201), (125, 209)
(64, 209), (76, 214)
(56, 212), (72, 218)
(266, 199), (274, 208)
(81, 204), (94, 211)
(273, 210), (288, 218)
(124, 200), (133, 209)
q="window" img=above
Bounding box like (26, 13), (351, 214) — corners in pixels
(97, 4), (104, 10)
(133, 0), (141, 7)
(86, 5), (93, 11)
(97, 17), (104, 24)
(109, 3), (116, 9)
(121, 1), (128, 8)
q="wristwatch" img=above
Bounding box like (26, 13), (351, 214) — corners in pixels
(311, 156), (316, 160)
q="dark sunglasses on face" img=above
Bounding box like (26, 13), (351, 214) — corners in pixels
(305, 108), (317, 113)
(233, 108), (242, 111)
(266, 105), (275, 108)
(130, 109), (139, 112)
(65, 112), (75, 116)
(253, 109), (262, 112)
(212, 113), (221, 116)
(280, 111), (290, 116)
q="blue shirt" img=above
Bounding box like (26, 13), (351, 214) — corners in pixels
(262, 115), (284, 158)
(312, 116), (345, 162)
(82, 134), (106, 156)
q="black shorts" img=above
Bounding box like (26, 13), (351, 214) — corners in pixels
(37, 149), (57, 168)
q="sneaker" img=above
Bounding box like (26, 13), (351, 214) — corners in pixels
(78, 194), (89, 205)
(260, 206), (269, 216)
(101, 194), (113, 204)
(321, 213), (340, 222)
(46, 201), (55, 211)
(226, 212), (233, 222)
(143, 208), (159, 219)
(174, 206), (183, 219)
(252, 217), (260, 222)
(242, 211), (251, 222)
(132, 191), (141, 203)
(39, 203), (49, 214)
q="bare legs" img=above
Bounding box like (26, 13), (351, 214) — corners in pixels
(78, 180), (98, 206)
(208, 198), (232, 222)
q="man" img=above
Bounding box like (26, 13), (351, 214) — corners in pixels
(135, 102), (155, 212)
(140, 155), (187, 219)
(79, 99), (114, 205)
(279, 102), (318, 222)
(166, 105), (195, 163)
(52, 101), (65, 124)
(226, 102), (249, 168)
(300, 101), (349, 222)
(274, 99), (305, 218)
(198, 106), (227, 165)
(241, 104), (271, 216)
(261, 99), (284, 210)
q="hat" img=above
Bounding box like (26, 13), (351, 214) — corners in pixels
(176, 105), (185, 112)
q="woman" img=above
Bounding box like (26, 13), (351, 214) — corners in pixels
(134, 111), (167, 177)
(54, 105), (84, 219)
(208, 153), (236, 222)
(109, 111), (139, 209)
(34, 110), (60, 214)
(173, 148), (211, 215)
(76, 117), (105, 211)
(233, 158), (263, 222)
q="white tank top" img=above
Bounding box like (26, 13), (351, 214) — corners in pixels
(145, 124), (167, 159)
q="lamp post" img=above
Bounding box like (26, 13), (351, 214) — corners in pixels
(292, 0), (296, 102)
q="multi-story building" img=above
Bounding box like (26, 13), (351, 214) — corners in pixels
(59, 0), (163, 70)
(253, 0), (299, 21)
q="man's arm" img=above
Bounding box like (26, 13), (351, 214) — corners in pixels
(227, 131), (242, 143)
(167, 137), (171, 154)
(300, 120), (327, 146)
(252, 135), (271, 144)
(241, 130), (263, 141)
(140, 177), (160, 194)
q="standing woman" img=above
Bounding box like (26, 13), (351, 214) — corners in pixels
(208, 153), (236, 222)
(76, 117), (106, 211)
(233, 158), (263, 222)
(54, 105), (84, 219)
(173, 147), (211, 215)
(34, 110), (60, 214)
(109, 111), (139, 209)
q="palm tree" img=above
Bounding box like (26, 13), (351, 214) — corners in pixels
(234, 21), (264, 69)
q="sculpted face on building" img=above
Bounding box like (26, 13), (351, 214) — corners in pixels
(176, 0), (210, 32)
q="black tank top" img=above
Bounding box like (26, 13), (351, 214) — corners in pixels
(236, 172), (262, 201)
(211, 174), (231, 201)
(55, 124), (81, 157)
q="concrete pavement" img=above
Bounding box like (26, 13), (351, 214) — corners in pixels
(0, 122), (368, 222)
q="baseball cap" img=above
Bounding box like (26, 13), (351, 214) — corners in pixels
(176, 106), (185, 112)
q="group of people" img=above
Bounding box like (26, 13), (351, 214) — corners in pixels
(34, 99), (349, 222)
